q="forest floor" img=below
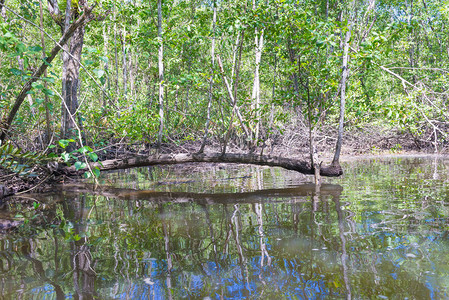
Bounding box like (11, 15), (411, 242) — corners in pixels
(0, 124), (447, 199)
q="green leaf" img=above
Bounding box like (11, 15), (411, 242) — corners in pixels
(42, 76), (55, 83)
(92, 166), (100, 177)
(93, 69), (105, 78)
(29, 45), (42, 52)
(74, 161), (87, 170)
(58, 139), (70, 148)
(43, 88), (55, 96)
(10, 68), (22, 76)
(31, 82), (44, 89)
(86, 47), (97, 53)
(88, 152), (98, 162)
(15, 43), (26, 55)
(78, 146), (93, 154)
(61, 152), (70, 162)
(42, 58), (52, 67)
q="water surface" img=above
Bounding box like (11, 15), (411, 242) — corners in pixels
(0, 156), (448, 299)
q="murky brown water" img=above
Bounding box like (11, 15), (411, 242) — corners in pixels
(0, 155), (448, 299)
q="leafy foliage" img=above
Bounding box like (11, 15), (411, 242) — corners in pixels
(0, 141), (43, 176)
(1, 0), (449, 159)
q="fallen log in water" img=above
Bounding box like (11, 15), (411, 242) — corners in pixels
(84, 153), (343, 177)
(1, 153), (342, 200)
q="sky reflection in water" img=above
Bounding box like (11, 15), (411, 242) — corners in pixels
(0, 156), (448, 299)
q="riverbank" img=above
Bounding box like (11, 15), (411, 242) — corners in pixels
(1, 124), (447, 199)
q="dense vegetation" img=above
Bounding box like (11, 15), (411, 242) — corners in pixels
(1, 0), (449, 176)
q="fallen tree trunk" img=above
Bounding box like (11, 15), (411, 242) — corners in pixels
(84, 152), (343, 177)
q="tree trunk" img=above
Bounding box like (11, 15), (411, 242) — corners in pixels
(252, 30), (264, 143)
(217, 54), (248, 137)
(199, 1), (217, 153)
(113, 3), (119, 96)
(39, 0), (52, 144)
(102, 23), (110, 108)
(251, 0), (264, 144)
(287, 38), (301, 110)
(60, 0), (71, 139)
(269, 54), (277, 131)
(68, 152), (343, 177)
(121, 25), (127, 97)
(332, 0), (355, 167)
(157, 0), (164, 149)
(0, 0), (6, 20)
(61, 24), (86, 144)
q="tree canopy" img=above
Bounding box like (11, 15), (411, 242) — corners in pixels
(0, 0), (448, 176)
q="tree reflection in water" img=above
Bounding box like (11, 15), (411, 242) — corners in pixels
(0, 158), (448, 299)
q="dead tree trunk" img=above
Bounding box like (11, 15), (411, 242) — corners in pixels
(69, 152), (343, 177)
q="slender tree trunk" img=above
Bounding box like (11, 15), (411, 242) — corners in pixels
(332, 0), (355, 167)
(130, 46), (136, 100)
(217, 56), (251, 146)
(287, 38), (301, 110)
(407, 0), (416, 84)
(269, 54), (277, 131)
(232, 30), (245, 105)
(39, 0), (51, 144)
(252, 0), (264, 145)
(60, 0), (72, 139)
(223, 29), (246, 151)
(174, 86), (179, 111)
(103, 23), (110, 108)
(122, 25), (127, 97)
(157, 0), (164, 148)
(253, 31), (263, 143)
(113, 2), (119, 96)
(131, 19), (140, 100)
(184, 86), (190, 112)
(199, 2), (217, 153)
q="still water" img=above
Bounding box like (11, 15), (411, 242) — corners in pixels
(0, 155), (448, 299)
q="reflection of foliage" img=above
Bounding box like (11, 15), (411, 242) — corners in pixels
(2, 158), (449, 298)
